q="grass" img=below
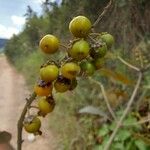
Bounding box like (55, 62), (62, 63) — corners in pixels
(14, 50), (45, 88)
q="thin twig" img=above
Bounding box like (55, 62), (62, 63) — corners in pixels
(17, 92), (37, 150)
(104, 72), (143, 150)
(92, 0), (113, 28)
(89, 33), (100, 36)
(89, 77), (117, 121)
(99, 83), (117, 121)
(30, 105), (39, 110)
(60, 43), (68, 50)
(117, 55), (140, 72)
(125, 117), (150, 127)
(139, 50), (144, 68)
(141, 63), (150, 72)
(88, 35), (98, 44)
(136, 89), (148, 110)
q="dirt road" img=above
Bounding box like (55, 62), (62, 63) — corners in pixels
(0, 54), (58, 150)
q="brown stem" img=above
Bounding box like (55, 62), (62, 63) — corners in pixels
(117, 56), (140, 72)
(17, 92), (37, 150)
(118, 55), (150, 73)
(99, 83), (117, 121)
(89, 77), (117, 121)
(92, 0), (113, 28)
(104, 72), (143, 150)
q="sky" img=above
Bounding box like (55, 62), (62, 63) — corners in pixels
(0, 0), (57, 39)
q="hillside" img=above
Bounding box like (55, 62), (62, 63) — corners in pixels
(0, 38), (8, 52)
(0, 38), (8, 49)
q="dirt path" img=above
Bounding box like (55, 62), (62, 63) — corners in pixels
(0, 54), (58, 150)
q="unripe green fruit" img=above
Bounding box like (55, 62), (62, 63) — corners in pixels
(90, 43), (107, 58)
(93, 58), (105, 69)
(69, 40), (90, 60)
(100, 33), (114, 48)
(80, 61), (95, 76)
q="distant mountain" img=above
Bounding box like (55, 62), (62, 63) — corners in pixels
(0, 38), (8, 49)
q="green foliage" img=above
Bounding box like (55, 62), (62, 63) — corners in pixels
(0, 38), (7, 49)
(94, 111), (149, 150)
(24, 15), (47, 47)
(5, 0), (149, 69)
(22, 53), (45, 87)
(18, 51), (45, 86)
(5, 34), (27, 64)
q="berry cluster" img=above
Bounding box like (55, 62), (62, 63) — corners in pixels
(23, 16), (114, 135)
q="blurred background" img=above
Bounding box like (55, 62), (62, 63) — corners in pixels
(0, 0), (150, 149)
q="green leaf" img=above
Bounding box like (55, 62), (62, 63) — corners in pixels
(109, 122), (116, 131)
(102, 135), (110, 146)
(98, 124), (110, 136)
(111, 142), (125, 150)
(123, 115), (141, 130)
(123, 115), (137, 125)
(94, 145), (103, 150)
(116, 109), (124, 117)
(126, 139), (136, 150)
(94, 135), (110, 148)
(114, 129), (131, 141)
(134, 140), (147, 150)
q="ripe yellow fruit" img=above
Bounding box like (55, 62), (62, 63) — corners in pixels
(38, 97), (55, 116)
(69, 16), (92, 38)
(39, 34), (59, 54)
(40, 64), (59, 82)
(34, 84), (53, 96)
(61, 62), (80, 79)
(24, 117), (41, 133)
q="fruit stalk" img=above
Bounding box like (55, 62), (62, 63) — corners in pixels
(17, 92), (37, 150)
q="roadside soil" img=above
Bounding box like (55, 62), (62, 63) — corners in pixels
(0, 54), (58, 150)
